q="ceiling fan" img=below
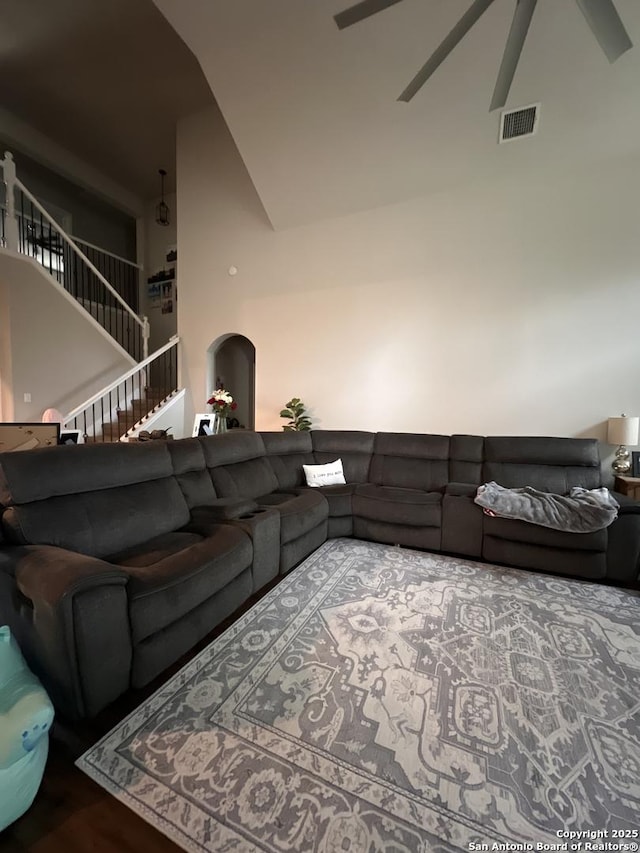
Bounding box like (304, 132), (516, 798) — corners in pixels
(334, 0), (633, 110)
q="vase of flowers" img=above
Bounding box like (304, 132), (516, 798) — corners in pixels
(206, 389), (237, 434)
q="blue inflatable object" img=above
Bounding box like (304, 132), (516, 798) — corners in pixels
(0, 625), (55, 830)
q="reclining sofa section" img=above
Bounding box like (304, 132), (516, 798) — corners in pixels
(0, 429), (637, 719)
(261, 430), (638, 584)
(0, 441), (266, 719)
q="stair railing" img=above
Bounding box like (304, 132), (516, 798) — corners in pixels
(0, 151), (149, 361)
(63, 336), (180, 443)
(70, 235), (142, 315)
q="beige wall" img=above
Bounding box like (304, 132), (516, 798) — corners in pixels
(176, 105), (640, 459)
(0, 252), (133, 422)
(140, 193), (178, 353)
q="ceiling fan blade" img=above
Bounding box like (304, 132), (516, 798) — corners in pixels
(574, 0), (632, 63)
(334, 0), (404, 30)
(490, 0), (538, 111)
(398, 0), (497, 102)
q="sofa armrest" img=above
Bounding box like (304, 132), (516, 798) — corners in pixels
(224, 508), (281, 592)
(442, 484), (483, 558)
(184, 508), (281, 593)
(2, 545), (131, 719)
(607, 496), (640, 586)
(190, 498), (259, 522)
(14, 545), (128, 605)
(612, 492), (640, 513)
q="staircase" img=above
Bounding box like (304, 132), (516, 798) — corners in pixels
(94, 390), (168, 443)
(62, 336), (180, 442)
(0, 150), (181, 440)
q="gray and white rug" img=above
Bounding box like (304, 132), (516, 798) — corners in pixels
(78, 539), (640, 852)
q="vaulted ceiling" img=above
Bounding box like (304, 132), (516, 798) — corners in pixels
(153, 0), (640, 228)
(0, 0), (213, 199)
(2, 0), (638, 223)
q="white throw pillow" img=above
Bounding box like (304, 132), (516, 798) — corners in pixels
(303, 459), (346, 488)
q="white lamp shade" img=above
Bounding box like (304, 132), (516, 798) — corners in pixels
(607, 416), (639, 446)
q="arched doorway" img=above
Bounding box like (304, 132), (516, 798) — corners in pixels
(207, 334), (256, 430)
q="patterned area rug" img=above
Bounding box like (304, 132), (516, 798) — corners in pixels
(78, 539), (640, 852)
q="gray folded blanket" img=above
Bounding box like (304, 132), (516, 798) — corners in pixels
(474, 481), (619, 533)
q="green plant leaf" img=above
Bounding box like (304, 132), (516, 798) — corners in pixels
(280, 397), (311, 431)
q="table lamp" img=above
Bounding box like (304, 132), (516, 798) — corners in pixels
(607, 414), (639, 474)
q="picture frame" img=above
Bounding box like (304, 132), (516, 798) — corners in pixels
(631, 451), (640, 478)
(192, 413), (214, 437)
(0, 422), (60, 452)
(59, 429), (83, 445)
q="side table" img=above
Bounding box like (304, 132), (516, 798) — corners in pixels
(613, 475), (640, 500)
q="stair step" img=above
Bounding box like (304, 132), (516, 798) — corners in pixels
(115, 399), (163, 419)
(82, 392), (171, 443)
(101, 427), (126, 438)
(130, 400), (163, 414)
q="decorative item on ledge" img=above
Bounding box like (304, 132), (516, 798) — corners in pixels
(146, 268), (175, 284)
(607, 414), (639, 474)
(280, 397), (311, 431)
(206, 388), (237, 436)
(212, 413), (227, 435)
(155, 169), (170, 227)
(130, 429), (173, 442)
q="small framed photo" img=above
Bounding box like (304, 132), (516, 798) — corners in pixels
(631, 451), (640, 478)
(192, 413), (214, 437)
(59, 429), (83, 445)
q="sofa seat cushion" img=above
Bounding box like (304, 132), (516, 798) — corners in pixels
(109, 526), (252, 643)
(257, 491), (328, 545)
(310, 483), (356, 517)
(353, 485), (442, 527)
(482, 516), (607, 552)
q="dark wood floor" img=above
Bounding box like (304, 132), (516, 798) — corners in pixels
(1, 581), (279, 852)
(1, 740), (179, 853)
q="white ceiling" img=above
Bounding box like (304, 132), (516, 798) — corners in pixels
(153, 0), (640, 228)
(0, 0), (214, 199)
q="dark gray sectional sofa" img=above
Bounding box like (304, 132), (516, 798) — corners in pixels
(0, 429), (638, 719)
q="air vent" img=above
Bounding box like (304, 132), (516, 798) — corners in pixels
(499, 104), (540, 143)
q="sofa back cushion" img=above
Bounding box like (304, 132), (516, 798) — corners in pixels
(483, 437), (602, 493)
(200, 432), (278, 499)
(167, 438), (217, 508)
(450, 435), (484, 484)
(312, 431), (374, 483)
(0, 442), (190, 558)
(260, 431), (314, 489)
(370, 433), (450, 491)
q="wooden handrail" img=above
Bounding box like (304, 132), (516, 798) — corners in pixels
(63, 336), (179, 424)
(70, 235), (143, 270)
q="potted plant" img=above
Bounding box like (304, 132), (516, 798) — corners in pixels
(280, 398), (311, 431)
